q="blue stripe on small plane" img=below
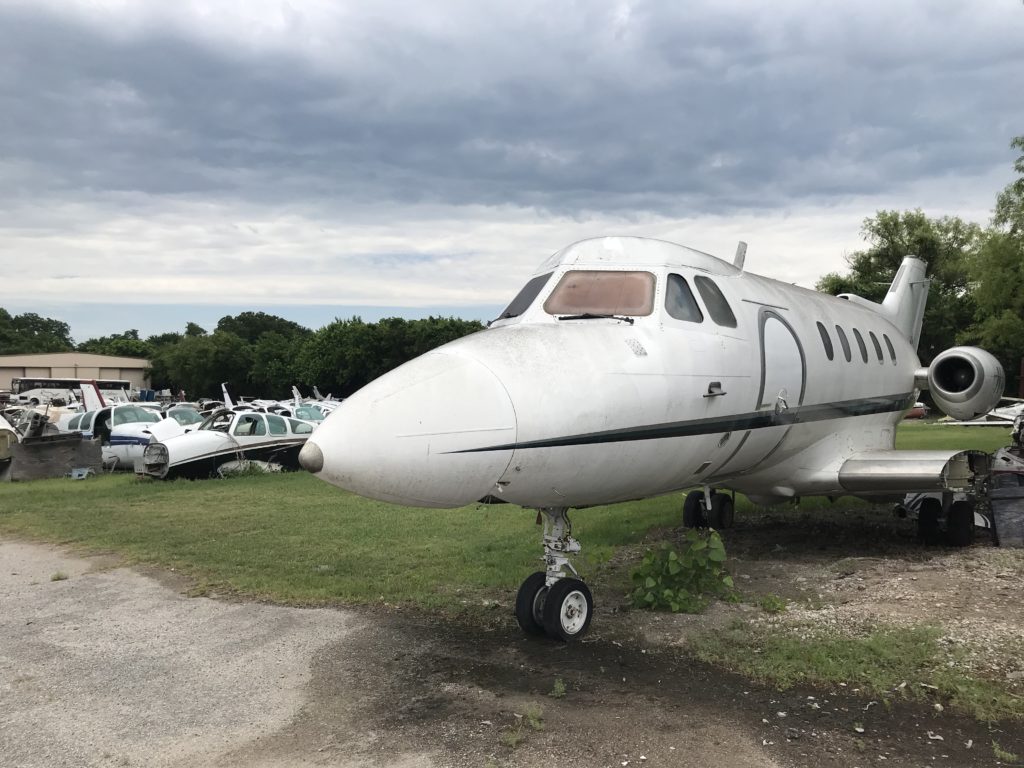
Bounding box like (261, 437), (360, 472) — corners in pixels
(109, 436), (152, 446)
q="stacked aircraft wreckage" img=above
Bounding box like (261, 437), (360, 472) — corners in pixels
(1, 383), (334, 481)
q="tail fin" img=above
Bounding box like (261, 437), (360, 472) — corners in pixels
(81, 381), (106, 411)
(839, 256), (930, 350)
(221, 382), (235, 409)
(291, 386), (303, 407)
(880, 257), (929, 350)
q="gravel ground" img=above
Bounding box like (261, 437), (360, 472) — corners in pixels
(4, 521), (1024, 768)
(0, 539), (785, 768)
(0, 540), (363, 767)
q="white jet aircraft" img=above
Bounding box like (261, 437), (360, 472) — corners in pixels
(298, 236), (1004, 641)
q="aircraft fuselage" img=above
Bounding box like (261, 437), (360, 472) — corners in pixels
(302, 237), (920, 509)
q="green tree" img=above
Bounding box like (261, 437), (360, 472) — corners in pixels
(994, 135), (1024, 235)
(151, 331), (253, 400)
(248, 331), (303, 398)
(215, 312), (311, 345)
(816, 210), (982, 364)
(77, 329), (152, 358)
(962, 136), (1024, 395)
(296, 316), (484, 397)
(0, 309), (74, 354)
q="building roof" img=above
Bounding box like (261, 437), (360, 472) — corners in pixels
(0, 352), (150, 367)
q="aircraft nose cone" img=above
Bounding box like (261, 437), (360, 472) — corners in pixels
(305, 352), (517, 507)
(299, 441), (324, 473)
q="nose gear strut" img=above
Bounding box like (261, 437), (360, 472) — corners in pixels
(514, 507), (594, 642)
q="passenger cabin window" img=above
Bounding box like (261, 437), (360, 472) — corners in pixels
(816, 321), (834, 361)
(543, 270), (655, 317)
(852, 328), (869, 363)
(835, 325), (852, 362)
(665, 274), (703, 323)
(883, 334), (897, 365)
(868, 331), (884, 363)
(266, 414), (288, 435)
(68, 414), (82, 430)
(289, 418), (314, 434)
(233, 414), (266, 437)
(693, 276), (737, 328)
(495, 272), (553, 321)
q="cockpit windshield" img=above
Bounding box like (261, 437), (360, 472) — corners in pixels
(543, 270), (655, 317)
(493, 272), (553, 322)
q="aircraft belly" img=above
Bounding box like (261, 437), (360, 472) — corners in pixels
(498, 433), (727, 508)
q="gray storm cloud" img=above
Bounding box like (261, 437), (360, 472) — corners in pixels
(2, 1), (1021, 215)
(0, 1), (1022, 338)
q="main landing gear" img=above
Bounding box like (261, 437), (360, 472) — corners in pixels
(514, 507), (594, 642)
(683, 488), (735, 529)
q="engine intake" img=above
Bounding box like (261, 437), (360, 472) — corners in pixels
(924, 346), (1005, 421)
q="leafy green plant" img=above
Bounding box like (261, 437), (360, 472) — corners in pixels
(499, 727), (522, 748)
(630, 529), (735, 613)
(50, 571), (69, 582)
(993, 740), (1020, 763)
(759, 594), (788, 614)
(549, 678), (566, 699)
(525, 704), (544, 731)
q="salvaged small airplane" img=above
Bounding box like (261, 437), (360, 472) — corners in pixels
(142, 408), (317, 480)
(299, 236), (1005, 641)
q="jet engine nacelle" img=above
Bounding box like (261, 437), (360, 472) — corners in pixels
(921, 346), (1005, 421)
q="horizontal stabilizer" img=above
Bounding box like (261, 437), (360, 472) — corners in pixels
(838, 449), (988, 494)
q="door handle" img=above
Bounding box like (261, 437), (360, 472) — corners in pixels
(703, 382), (726, 398)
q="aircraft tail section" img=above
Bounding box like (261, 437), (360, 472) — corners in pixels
(880, 257), (929, 350)
(221, 382), (235, 409)
(81, 381), (106, 411)
(839, 256), (929, 350)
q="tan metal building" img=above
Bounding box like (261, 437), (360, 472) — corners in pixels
(0, 353), (151, 392)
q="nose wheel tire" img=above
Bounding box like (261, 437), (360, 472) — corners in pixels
(542, 578), (593, 642)
(515, 571), (549, 635)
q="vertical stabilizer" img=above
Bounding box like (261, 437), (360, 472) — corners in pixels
(880, 256), (929, 350)
(221, 382), (235, 409)
(81, 381), (106, 411)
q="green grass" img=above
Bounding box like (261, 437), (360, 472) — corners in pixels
(0, 422), (1010, 609)
(895, 420), (1011, 452)
(2, 422), (1020, 719)
(0, 472), (681, 609)
(691, 622), (1024, 721)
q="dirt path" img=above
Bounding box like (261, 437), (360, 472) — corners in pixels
(3, 526), (1024, 767)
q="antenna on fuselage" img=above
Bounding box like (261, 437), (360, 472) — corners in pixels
(733, 241), (747, 270)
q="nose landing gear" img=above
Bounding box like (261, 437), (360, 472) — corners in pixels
(514, 507), (594, 642)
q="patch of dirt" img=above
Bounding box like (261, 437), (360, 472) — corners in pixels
(627, 504), (1024, 689)
(9, 502), (1024, 768)
(222, 503), (1024, 767)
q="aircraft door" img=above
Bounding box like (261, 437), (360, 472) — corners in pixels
(712, 310), (805, 477)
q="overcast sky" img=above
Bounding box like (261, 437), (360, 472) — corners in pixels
(1, 0), (1022, 342)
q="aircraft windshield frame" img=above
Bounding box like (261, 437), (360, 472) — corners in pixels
(493, 271), (553, 322)
(543, 270), (655, 318)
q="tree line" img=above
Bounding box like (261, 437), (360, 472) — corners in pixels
(3, 135), (1022, 399)
(0, 310), (484, 401)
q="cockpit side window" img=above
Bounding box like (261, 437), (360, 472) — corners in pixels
(543, 270), (655, 316)
(665, 274), (704, 323)
(693, 276), (737, 328)
(494, 272), (553, 322)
